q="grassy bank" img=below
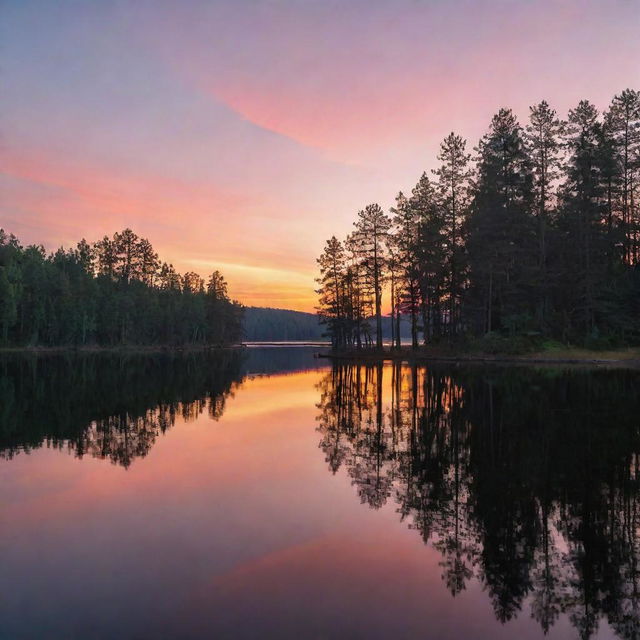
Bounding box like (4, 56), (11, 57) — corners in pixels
(321, 343), (640, 367)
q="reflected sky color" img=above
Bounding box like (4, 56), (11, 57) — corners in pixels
(6, 347), (640, 638)
(1, 0), (639, 310)
(1, 363), (589, 639)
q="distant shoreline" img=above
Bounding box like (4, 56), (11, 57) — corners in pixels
(242, 341), (331, 347)
(0, 342), (332, 355)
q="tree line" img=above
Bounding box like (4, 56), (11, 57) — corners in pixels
(317, 89), (640, 349)
(0, 228), (243, 346)
(242, 307), (326, 341)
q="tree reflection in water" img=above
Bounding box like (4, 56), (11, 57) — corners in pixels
(0, 345), (322, 470)
(0, 351), (244, 468)
(316, 362), (640, 639)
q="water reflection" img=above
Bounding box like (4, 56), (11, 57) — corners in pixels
(0, 346), (325, 470)
(0, 351), (245, 467)
(316, 363), (640, 639)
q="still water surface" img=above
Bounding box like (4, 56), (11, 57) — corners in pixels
(1, 348), (639, 639)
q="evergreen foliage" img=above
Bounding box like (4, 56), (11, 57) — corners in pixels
(317, 90), (640, 348)
(0, 228), (243, 347)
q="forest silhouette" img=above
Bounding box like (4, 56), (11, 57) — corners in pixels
(317, 90), (640, 351)
(0, 228), (243, 347)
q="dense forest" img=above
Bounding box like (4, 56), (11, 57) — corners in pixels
(317, 89), (640, 350)
(0, 228), (243, 347)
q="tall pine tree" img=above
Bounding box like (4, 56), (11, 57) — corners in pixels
(467, 109), (536, 335)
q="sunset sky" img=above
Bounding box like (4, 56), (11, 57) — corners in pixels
(2, 0), (639, 311)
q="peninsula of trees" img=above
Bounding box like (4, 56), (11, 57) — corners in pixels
(0, 228), (243, 347)
(317, 89), (640, 350)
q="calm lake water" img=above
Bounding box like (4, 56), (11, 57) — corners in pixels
(1, 348), (640, 639)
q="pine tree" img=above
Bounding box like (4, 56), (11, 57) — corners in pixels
(345, 232), (373, 348)
(207, 271), (228, 299)
(95, 235), (118, 279)
(411, 173), (446, 343)
(385, 232), (402, 349)
(352, 204), (391, 349)
(114, 228), (141, 283)
(391, 191), (421, 348)
(433, 133), (471, 337)
(606, 89), (640, 264)
(524, 101), (565, 331)
(467, 108), (536, 334)
(0, 267), (17, 343)
(138, 238), (159, 286)
(557, 100), (607, 338)
(316, 236), (346, 347)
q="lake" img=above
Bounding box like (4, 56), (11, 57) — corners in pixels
(1, 348), (639, 639)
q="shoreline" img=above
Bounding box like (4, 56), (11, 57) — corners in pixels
(3, 343), (639, 368)
(0, 344), (246, 355)
(319, 347), (640, 368)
